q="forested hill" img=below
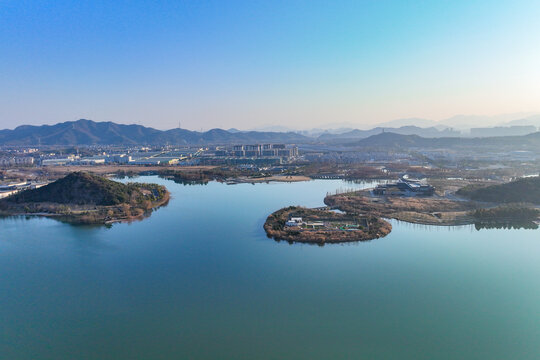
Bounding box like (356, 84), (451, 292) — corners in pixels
(3, 172), (165, 206)
(457, 176), (540, 204)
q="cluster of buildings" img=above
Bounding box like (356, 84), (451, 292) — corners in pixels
(40, 150), (197, 166)
(285, 215), (368, 231)
(285, 216), (324, 229)
(0, 157), (35, 167)
(373, 178), (435, 196)
(215, 144), (298, 158)
(198, 143), (299, 166)
(196, 143), (299, 166)
(303, 150), (415, 164)
(469, 125), (537, 137)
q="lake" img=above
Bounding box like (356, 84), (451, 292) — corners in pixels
(1, 177), (540, 359)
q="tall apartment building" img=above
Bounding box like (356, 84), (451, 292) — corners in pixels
(215, 144), (298, 159)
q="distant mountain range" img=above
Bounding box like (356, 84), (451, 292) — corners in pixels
(1, 119), (540, 146)
(0, 119), (309, 146)
(317, 126), (462, 142)
(349, 132), (540, 150)
(251, 112), (540, 134)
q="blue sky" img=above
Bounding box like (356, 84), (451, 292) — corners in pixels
(1, 0), (539, 130)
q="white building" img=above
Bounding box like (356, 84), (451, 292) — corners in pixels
(286, 217), (303, 227)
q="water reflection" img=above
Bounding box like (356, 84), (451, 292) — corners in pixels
(389, 219), (476, 232)
(474, 221), (539, 230)
(2, 177), (540, 360)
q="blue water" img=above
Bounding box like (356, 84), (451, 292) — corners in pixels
(1, 177), (540, 359)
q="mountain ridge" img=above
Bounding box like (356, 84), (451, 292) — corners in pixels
(350, 131), (540, 149)
(2, 119), (540, 146)
(0, 119), (309, 145)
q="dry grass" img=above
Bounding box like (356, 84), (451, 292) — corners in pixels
(325, 190), (478, 226)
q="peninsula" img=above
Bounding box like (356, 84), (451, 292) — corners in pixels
(325, 177), (540, 228)
(0, 172), (169, 225)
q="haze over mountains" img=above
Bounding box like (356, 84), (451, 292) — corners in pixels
(253, 112), (540, 135)
(0, 118), (539, 146)
(349, 131), (540, 150)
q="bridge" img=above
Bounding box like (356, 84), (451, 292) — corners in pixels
(310, 174), (344, 179)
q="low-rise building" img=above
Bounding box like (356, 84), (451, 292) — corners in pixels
(0, 157), (35, 167)
(286, 217), (303, 227)
(374, 178), (434, 196)
(41, 158), (73, 166)
(0, 181), (48, 198)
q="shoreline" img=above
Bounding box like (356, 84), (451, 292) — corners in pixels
(0, 188), (171, 226)
(324, 188), (540, 227)
(264, 206), (392, 244)
(224, 175), (311, 184)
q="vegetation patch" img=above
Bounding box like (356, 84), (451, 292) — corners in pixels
(325, 189), (476, 225)
(457, 176), (540, 204)
(264, 206), (392, 244)
(326, 181), (540, 228)
(0, 172), (169, 225)
(470, 204), (539, 230)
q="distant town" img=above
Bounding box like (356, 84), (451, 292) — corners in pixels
(2, 119), (540, 209)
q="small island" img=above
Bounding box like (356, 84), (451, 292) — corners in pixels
(264, 206), (392, 244)
(0, 172), (169, 225)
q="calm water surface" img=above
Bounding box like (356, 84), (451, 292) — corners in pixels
(1, 177), (540, 359)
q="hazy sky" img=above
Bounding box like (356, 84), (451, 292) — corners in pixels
(1, 0), (540, 130)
